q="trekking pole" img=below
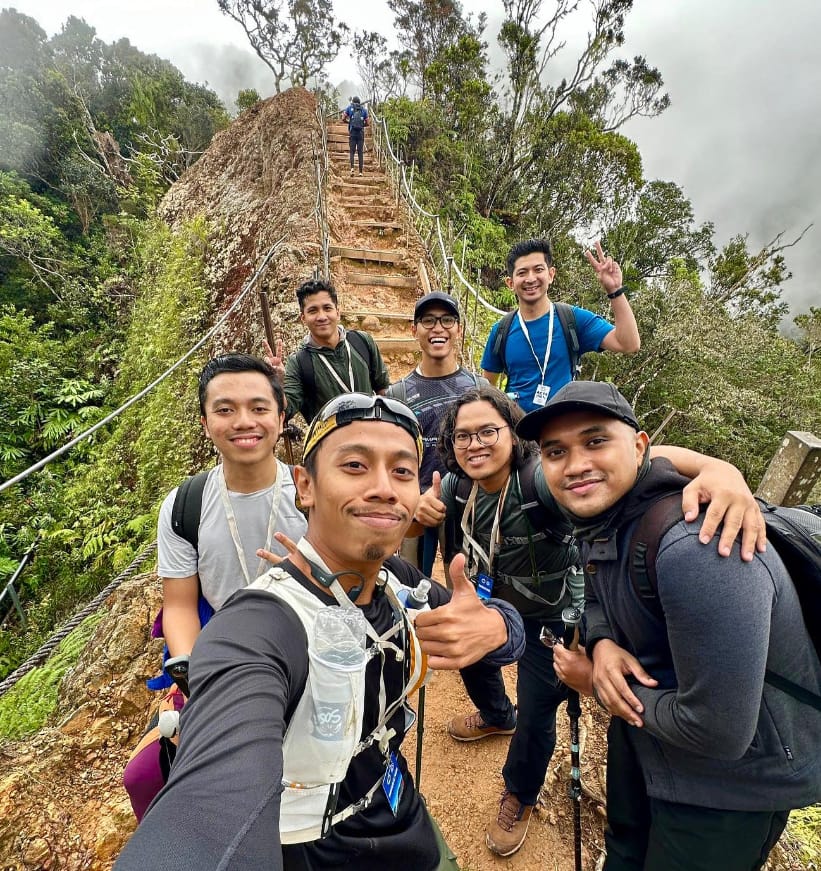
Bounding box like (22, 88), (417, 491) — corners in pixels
(259, 289), (295, 465)
(415, 684), (426, 791)
(562, 605), (583, 871)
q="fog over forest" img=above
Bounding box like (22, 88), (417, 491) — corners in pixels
(13, 0), (821, 316)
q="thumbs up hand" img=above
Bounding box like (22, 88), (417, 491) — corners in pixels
(414, 554), (507, 670)
(414, 471), (447, 527)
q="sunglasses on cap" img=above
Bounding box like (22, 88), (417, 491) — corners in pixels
(302, 393), (424, 462)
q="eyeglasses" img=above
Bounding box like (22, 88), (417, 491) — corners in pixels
(416, 314), (458, 329)
(451, 425), (510, 449)
(303, 393), (424, 461)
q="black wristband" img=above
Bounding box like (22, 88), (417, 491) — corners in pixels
(607, 287), (626, 300)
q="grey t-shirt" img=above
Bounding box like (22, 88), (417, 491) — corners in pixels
(157, 461), (308, 609)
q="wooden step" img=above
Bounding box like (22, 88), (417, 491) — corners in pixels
(352, 220), (404, 233)
(336, 203), (394, 215)
(343, 310), (414, 325)
(347, 272), (417, 288)
(327, 133), (372, 145)
(332, 177), (383, 188)
(336, 193), (393, 203)
(330, 245), (404, 264)
(374, 337), (420, 354)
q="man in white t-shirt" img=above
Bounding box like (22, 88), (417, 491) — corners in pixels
(124, 354), (307, 820)
(158, 354), (308, 655)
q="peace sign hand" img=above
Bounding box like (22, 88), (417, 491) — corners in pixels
(584, 241), (623, 294)
(263, 338), (286, 381)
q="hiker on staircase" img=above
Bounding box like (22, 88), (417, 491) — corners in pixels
(387, 291), (488, 579)
(114, 393), (526, 871)
(276, 279), (390, 426)
(341, 95), (368, 176)
(525, 380), (821, 871)
(412, 384), (767, 858)
(481, 238), (640, 413)
(122, 354), (307, 821)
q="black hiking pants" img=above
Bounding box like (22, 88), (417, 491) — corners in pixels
(461, 617), (568, 806)
(603, 717), (790, 871)
(349, 128), (364, 172)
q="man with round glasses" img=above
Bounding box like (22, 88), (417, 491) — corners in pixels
(387, 291), (487, 578)
(115, 393), (525, 871)
(413, 385), (766, 858)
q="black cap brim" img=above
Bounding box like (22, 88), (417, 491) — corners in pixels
(516, 399), (640, 442)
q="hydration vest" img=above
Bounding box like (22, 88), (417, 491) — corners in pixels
(249, 561), (428, 843)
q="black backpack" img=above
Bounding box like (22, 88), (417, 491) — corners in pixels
(443, 458), (574, 563)
(491, 302), (581, 382)
(628, 494), (821, 711)
(171, 466), (296, 548)
(349, 105), (366, 131)
(295, 330), (378, 401)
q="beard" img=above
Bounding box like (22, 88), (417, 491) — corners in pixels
(364, 543), (388, 562)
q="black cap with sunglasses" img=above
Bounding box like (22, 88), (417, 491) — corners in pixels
(302, 393), (424, 462)
(414, 292), (460, 323)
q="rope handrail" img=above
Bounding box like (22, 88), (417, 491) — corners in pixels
(0, 541), (158, 699)
(369, 108), (506, 320)
(0, 544), (35, 627)
(0, 237), (287, 496)
(314, 99), (331, 280)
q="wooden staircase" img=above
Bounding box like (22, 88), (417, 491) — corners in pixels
(325, 119), (428, 380)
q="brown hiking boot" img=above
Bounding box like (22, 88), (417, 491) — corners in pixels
(485, 790), (533, 857)
(447, 710), (516, 742)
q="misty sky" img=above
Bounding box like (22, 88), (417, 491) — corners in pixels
(12, 0), (820, 317)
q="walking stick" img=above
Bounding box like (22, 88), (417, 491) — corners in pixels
(562, 605), (583, 871)
(259, 289), (294, 465)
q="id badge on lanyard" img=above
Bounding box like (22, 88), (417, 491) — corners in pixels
(533, 384), (550, 406)
(518, 306), (555, 408)
(382, 751), (404, 815)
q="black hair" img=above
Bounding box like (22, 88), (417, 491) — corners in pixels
(506, 238), (554, 276)
(436, 385), (535, 475)
(198, 354), (284, 416)
(296, 278), (339, 312)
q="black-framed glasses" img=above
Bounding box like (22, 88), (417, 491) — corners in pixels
(416, 314), (458, 329)
(304, 393), (424, 460)
(452, 425), (510, 449)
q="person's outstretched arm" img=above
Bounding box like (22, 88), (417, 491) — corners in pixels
(115, 590), (307, 871)
(651, 446), (766, 560)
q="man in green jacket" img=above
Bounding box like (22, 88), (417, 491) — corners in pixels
(280, 279), (390, 424)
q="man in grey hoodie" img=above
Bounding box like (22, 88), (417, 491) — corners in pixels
(519, 380), (821, 871)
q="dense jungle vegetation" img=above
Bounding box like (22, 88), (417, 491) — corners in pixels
(1, 1), (820, 681)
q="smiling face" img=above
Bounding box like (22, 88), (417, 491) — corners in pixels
(506, 251), (556, 315)
(451, 400), (515, 493)
(295, 420), (420, 576)
(412, 304), (462, 364)
(538, 410), (649, 517)
(300, 290), (341, 346)
(201, 371), (284, 471)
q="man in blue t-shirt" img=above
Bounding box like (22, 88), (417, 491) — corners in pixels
(481, 238), (640, 413)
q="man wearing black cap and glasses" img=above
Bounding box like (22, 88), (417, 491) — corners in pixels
(115, 393), (526, 871)
(388, 291), (487, 578)
(523, 380), (821, 871)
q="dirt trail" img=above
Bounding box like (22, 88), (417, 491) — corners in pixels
(325, 118), (427, 380)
